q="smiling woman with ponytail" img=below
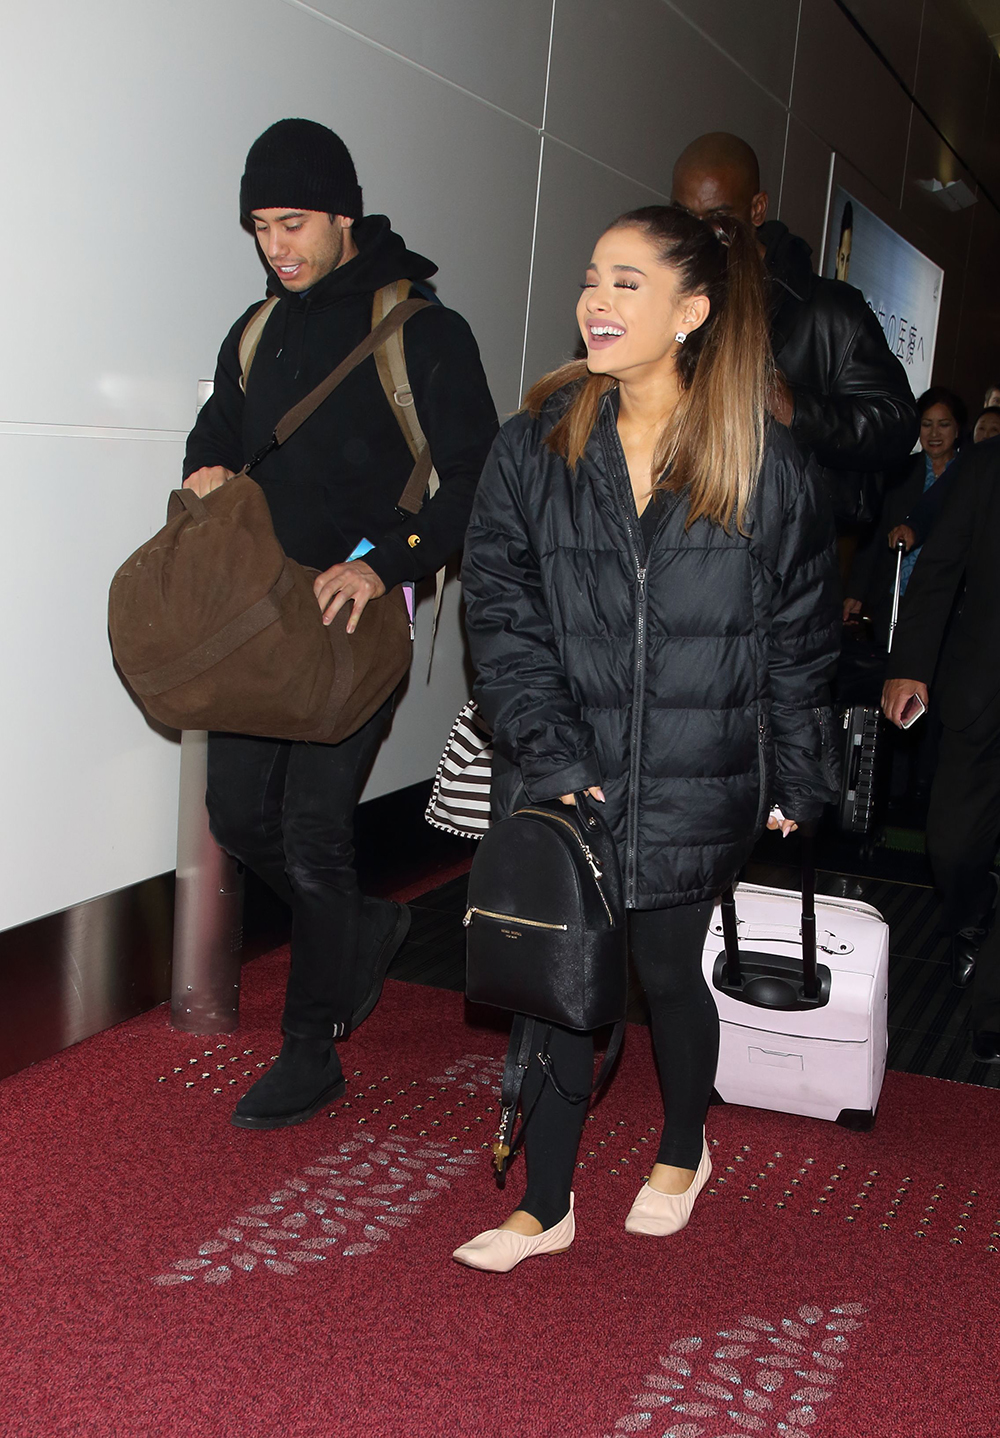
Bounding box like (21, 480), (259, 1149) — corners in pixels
(454, 205), (840, 1273)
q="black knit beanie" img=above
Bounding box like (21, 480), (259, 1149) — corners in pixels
(240, 118), (363, 219)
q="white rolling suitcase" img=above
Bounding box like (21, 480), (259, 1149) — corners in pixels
(702, 838), (889, 1130)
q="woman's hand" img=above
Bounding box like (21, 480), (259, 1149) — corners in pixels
(843, 597), (863, 622)
(559, 786), (605, 806)
(766, 808), (798, 838)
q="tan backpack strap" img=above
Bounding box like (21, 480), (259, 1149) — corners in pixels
(373, 282), (423, 463)
(238, 296), (279, 392)
(371, 282), (446, 670)
(371, 281), (442, 500)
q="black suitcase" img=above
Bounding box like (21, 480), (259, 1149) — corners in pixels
(835, 542), (906, 840)
(838, 704), (881, 835)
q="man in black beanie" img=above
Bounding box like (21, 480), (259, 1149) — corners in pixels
(184, 118), (497, 1129)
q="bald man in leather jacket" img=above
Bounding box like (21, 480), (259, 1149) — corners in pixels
(672, 132), (917, 525)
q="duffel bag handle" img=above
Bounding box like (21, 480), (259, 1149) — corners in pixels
(168, 486), (211, 523)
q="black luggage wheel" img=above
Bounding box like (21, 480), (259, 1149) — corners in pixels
(835, 1106), (877, 1132)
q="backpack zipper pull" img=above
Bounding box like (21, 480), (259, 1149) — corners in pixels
(463, 908), (474, 927)
(581, 845), (603, 879)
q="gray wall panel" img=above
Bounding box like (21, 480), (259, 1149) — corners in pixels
(520, 138), (667, 396)
(0, 0), (537, 432)
(792, 0), (912, 203)
(665, 0), (801, 104)
(917, 0), (994, 162)
(776, 116), (833, 261)
(282, 0), (554, 126)
(844, 0), (925, 88)
(900, 109), (978, 270)
(545, 0), (787, 199)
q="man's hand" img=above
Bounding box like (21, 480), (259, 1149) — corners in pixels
(882, 678), (929, 727)
(769, 372), (795, 428)
(888, 524), (917, 552)
(843, 597), (863, 622)
(183, 465), (234, 497)
(314, 560), (386, 634)
(559, 786), (606, 806)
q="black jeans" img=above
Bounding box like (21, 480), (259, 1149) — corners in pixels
(206, 700), (391, 1039)
(518, 899), (717, 1230)
(927, 688), (1000, 1027)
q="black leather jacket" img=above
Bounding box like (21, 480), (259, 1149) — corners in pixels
(761, 221), (918, 521)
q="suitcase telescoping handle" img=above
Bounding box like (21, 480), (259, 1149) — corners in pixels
(718, 826), (827, 1011)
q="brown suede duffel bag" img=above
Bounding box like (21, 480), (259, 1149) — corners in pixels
(108, 294), (432, 745)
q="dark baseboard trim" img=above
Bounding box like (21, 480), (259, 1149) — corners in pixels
(0, 873), (175, 1082)
(0, 778), (473, 1081)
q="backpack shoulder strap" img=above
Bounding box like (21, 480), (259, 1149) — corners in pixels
(238, 296), (279, 393)
(371, 281), (446, 666)
(371, 282), (440, 502)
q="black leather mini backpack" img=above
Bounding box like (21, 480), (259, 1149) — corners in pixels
(464, 793), (626, 1027)
(463, 794), (627, 1183)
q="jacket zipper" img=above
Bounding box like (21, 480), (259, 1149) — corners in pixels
(599, 402), (649, 907)
(463, 906), (568, 932)
(756, 713), (768, 828)
(514, 807), (614, 924)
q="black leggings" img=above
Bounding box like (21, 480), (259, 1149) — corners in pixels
(519, 900), (717, 1230)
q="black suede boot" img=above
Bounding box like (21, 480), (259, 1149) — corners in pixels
(231, 1034), (345, 1129)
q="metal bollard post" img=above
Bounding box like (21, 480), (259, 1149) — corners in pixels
(170, 729), (244, 1033)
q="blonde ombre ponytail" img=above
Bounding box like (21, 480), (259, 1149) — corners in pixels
(524, 206), (774, 532)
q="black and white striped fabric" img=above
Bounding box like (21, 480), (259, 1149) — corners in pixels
(424, 700), (493, 839)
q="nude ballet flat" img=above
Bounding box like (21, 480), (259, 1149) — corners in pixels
(624, 1137), (712, 1237)
(452, 1194), (575, 1272)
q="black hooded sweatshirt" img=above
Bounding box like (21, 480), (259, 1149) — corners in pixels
(184, 215), (498, 590)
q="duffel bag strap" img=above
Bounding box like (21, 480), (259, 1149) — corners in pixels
(240, 298), (431, 475)
(128, 560), (296, 698)
(273, 298), (430, 447)
(491, 1016), (626, 1190)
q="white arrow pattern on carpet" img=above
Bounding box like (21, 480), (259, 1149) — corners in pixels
(152, 1052), (502, 1286)
(602, 1302), (867, 1437)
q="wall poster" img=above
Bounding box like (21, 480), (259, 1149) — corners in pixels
(824, 187), (943, 398)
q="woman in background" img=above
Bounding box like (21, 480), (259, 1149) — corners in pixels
(845, 386), (967, 639)
(455, 205), (839, 1273)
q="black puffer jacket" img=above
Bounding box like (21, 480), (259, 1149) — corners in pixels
(462, 392), (840, 909)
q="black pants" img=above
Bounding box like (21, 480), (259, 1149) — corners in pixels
(205, 700), (391, 1039)
(518, 900), (717, 1230)
(927, 692), (1000, 935)
(927, 688), (1000, 1025)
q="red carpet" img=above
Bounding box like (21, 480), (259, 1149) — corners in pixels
(2, 947), (999, 1437)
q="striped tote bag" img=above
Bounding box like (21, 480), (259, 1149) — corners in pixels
(424, 700), (493, 839)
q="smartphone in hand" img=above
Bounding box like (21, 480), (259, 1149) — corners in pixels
(899, 693), (926, 729)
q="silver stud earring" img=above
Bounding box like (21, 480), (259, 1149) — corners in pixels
(674, 331), (687, 344)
